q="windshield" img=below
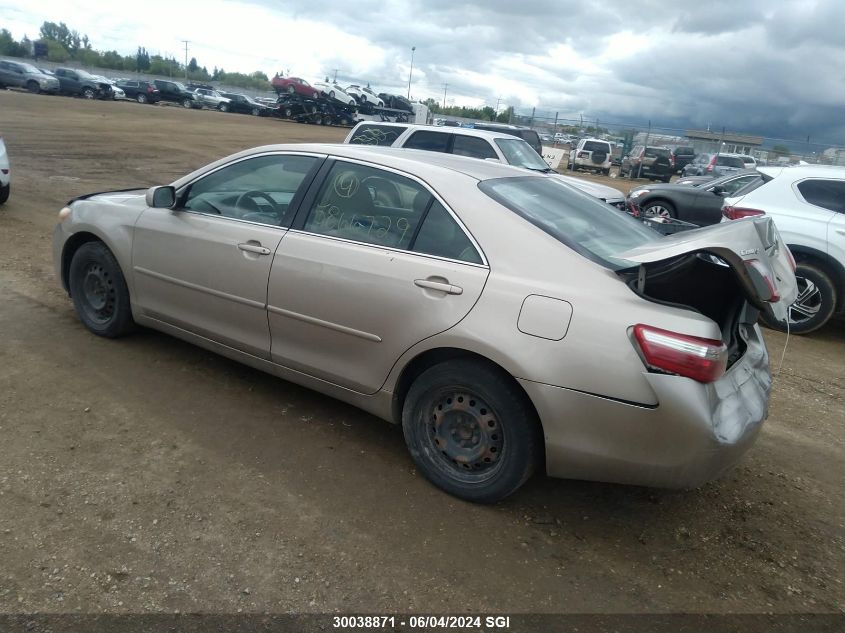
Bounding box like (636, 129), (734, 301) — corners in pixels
(20, 62), (42, 73)
(76, 70), (97, 80)
(495, 138), (550, 171)
(479, 176), (659, 270)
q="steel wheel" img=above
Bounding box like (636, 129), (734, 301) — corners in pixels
(402, 359), (541, 502)
(68, 241), (135, 338)
(425, 390), (504, 479)
(79, 262), (116, 325)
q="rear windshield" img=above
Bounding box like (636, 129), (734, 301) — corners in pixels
(348, 124), (407, 146)
(644, 147), (670, 158)
(674, 147), (695, 156)
(479, 176), (658, 270)
(717, 156), (745, 168)
(583, 141), (610, 152)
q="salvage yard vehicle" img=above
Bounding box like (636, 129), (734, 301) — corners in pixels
(192, 87), (231, 111)
(378, 93), (414, 112)
(346, 84), (384, 106)
(313, 81), (356, 105)
(627, 170), (763, 225)
(621, 145), (674, 182)
(683, 152), (746, 177)
(671, 146), (696, 173)
(345, 122), (627, 208)
(219, 92), (272, 116)
(722, 164), (845, 333)
(0, 60), (60, 94)
(54, 68), (114, 99)
(568, 138), (612, 174)
(153, 80), (200, 108)
(272, 75), (320, 99)
(53, 144), (797, 502)
(0, 137), (9, 204)
(115, 79), (160, 104)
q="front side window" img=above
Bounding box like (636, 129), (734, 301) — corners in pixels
(479, 176), (658, 270)
(404, 131), (450, 152)
(495, 138), (549, 170)
(452, 135), (498, 160)
(182, 154), (319, 226)
(796, 179), (845, 213)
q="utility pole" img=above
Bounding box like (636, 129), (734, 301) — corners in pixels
(495, 96), (501, 112)
(331, 69), (339, 83)
(407, 46), (416, 99)
(181, 40), (189, 82)
(553, 112), (558, 142)
(636, 120), (651, 179)
(442, 83), (448, 109)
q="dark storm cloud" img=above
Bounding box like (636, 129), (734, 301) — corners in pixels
(255, 0), (845, 143)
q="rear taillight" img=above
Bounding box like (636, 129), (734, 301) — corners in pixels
(745, 259), (781, 302)
(705, 155), (717, 172)
(669, 154), (675, 167)
(722, 206), (765, 220)
(631, 324), (727, 383)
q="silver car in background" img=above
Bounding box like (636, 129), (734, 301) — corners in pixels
(52, 145), (797, 502)
(0, 59), (60, 94)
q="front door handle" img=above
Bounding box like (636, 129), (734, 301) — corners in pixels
(414, 279), (463, 295)
(238, 241), (271, 255)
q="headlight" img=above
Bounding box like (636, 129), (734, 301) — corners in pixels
(629, 189), (650, 199)
(39, 79), (49, 87)
(58, 206), (72, 221)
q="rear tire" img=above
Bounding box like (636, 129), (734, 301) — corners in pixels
(136, 93), (147, 104)
(68, 242), (135, 338)
(218, 103), (228, 112)
(402, 359), (541, 503)
(287, 85), (295, 94)
(762, 263), (837, 334)
(251, 107), (260, 116)
(182, 98), (192, 108)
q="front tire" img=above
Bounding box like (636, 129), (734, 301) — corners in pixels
(402, 359), (541, 503)
(251, 107), (260, 116)
(136, 93), (147, 104)
(641, 200), (675, 219)
(218, 103), (228, 112)
(762, 263), (837, 334)
(0, 183), (9, 205)
(82, 88), (95, 99)
(68, 242), (135, 338)
(182, 98), (192, 108)
(27, 80), (40, 94)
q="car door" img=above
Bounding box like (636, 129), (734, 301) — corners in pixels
(131, 152), (324, 358)
(267, 158), (489, 394)
(687, 174), (760, 224)
(794, 178), (845, 266)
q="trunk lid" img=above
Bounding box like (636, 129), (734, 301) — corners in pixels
(616, 216), (798, 322)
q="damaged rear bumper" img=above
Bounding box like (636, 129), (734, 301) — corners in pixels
(521, 324), (771, 489)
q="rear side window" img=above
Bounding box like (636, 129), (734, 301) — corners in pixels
(796, 179), (845, 213)
(451, 135), (497, 159)
(413, 201), (482, 264)
(348, 124), (407, 146)
(716, 156), (745, 168)
(404, 131), (450, 152)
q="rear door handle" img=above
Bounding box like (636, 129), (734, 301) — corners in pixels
(414, 279), (463, 295)
(238, 241), (271, 255)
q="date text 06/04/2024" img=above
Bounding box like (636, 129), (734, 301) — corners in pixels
(332, 615), (512, 629)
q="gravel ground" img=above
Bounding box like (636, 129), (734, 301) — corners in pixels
(0, 90), (842, 617)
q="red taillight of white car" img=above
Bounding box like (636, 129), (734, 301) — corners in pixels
(631, 324), (728, 383)
(722, 206), (765, 220)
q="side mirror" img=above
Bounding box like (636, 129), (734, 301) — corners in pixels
(711, 185), (726, 196)
(146, 185), (176, 208)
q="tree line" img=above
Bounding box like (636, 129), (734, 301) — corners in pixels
(0, 22), (271, 91)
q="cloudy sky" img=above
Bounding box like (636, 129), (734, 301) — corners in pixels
(3, 0), (845, 146)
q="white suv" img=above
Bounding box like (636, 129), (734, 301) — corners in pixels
(722, 164), (845, 333)
(568, 138), (612, 175)
(344, 122), (626, 207)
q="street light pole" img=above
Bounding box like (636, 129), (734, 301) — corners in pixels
(181, 40), (189, 82)
(407, 46), (416, 99)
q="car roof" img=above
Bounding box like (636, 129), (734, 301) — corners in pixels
(354, 122), (529, 142)
(759, 164), (845, 179)
(171, 143), (533, 190)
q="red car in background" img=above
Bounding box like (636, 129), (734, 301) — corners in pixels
(271, 76), (320, 99)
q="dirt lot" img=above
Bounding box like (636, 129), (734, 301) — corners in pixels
(0, 90), (843, 616)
